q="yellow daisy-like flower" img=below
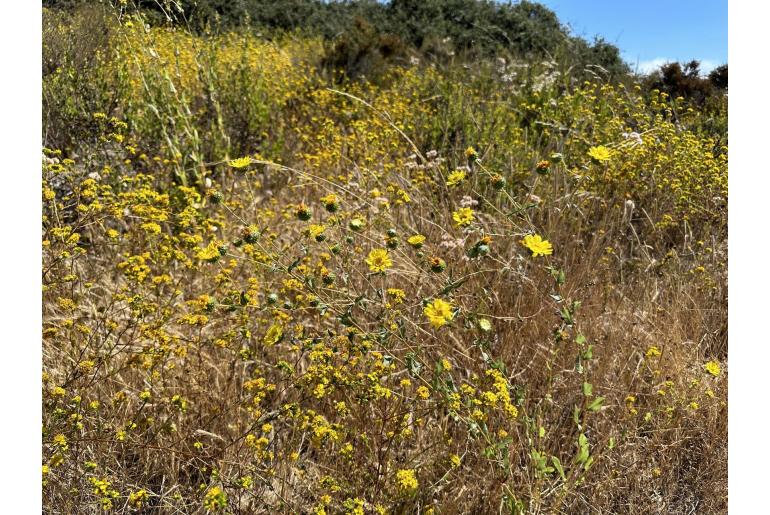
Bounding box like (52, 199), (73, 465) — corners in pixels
(228, 156), (252, 168)
(320, 193), (339, 211)
(446, 170), (466, 187)
(366, 248), (392, 273)
(407, 234), (426, 248)
(424, 298), (455, 328)
(196, 241), (221, 263)
(308, 224), (326, 239)
(520, 233), (553, 257)
(587, 145), (613, 162)
(452, 207), (474, 227)
(465, 146), (478, 160)
(320, 193), (338, 206)
(704, 360), (721, 377)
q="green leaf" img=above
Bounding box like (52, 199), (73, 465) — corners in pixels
(405, 353), (422, 377)
(551, 456), (566, 480)
(438, 277), (468, 296)
(576, 446), (589, 465)
(587, 396), (605, 412)
(575, 433), (590, 465)
(287, 256), (302, 273)
(582, 382), (593, 397)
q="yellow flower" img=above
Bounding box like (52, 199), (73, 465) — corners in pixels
(228, 156), (252, 168)
(140, 222), (161, 235)
(395, 469), (418, 494)
(446, 170), (466, 187)
(308, 224), (327, 240)
(387, 288), (406, 303)
(129, 489), (148, 507)
(646, 346), (662, 358)
(452, 207), (474, 227)
(704, 360), (721, 376)
(320, 193), (338, 205)
(196, 241), (221, 262)
(520, 234), (553, 257)
(320, 193), (339, 212)
(587, 145), (613, 162)
(366, 248), (392, 273)
(263, 324), (283, 346)
(407, 234), (426, 248)
(424, 298), (454, 328)
(203, 486), (227, 511)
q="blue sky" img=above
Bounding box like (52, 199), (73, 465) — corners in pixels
(538, 0), (727, 74)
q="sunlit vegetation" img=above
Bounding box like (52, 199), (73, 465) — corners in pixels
(42, 2), (726, 513)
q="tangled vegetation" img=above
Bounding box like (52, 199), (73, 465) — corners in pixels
(42, 3), (727, 513)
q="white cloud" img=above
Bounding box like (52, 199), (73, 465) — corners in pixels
(636, 57), (672, 74)
(633, 57), (722, 76)
(698, 60), (719, 75)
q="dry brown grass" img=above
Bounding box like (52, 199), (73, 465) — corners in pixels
(42, 6), (726, 514)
